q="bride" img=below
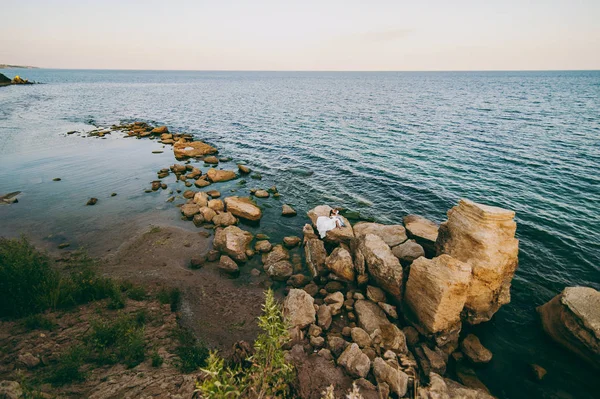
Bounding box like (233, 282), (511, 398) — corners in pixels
(316, 209), (343, 239)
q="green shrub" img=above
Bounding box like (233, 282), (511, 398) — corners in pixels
(107, 286), (125, 310)
(151, 350), (163, 368)
(175, 328), (209, 373)
(126, 285), (147, 301)
(157, 287), (181, 312)
(23, 314), (56, 331)
(0, 237), (60, 317)
(195, 289), (294, 398)
(88, 313), (147, 368)
(47, 345), (88, 385)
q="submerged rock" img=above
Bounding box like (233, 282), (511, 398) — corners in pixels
(436, 199), (519, 324)
(254, 189), (269, 198)
(537, 286), (600, 368)
(218, 255), (239, 274)
(207, 168), (236, 182)
(224, 196), (262, 221)
(238, 164), (251, 174)
(204, 155), (219, 164)
(86, 197), (98, 206)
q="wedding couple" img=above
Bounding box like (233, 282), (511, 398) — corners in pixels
(316, 208), (345, 239)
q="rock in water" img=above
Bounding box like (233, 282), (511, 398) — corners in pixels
(403, 214), (439, 256)
(537, 286), (600, 368)
(213, 226), (253, 262)
(212, 212), (237, 227)
(204, 155), (219, 164)
(224, 196), (262, 221)
(436, 199), (519, 324)
(218, 255), (239, 275)
(254, 189), (269, 198)
(460, 334), (493, 364)
(404, 255), (472, 334)
(207, 168), (236, 182)
(359, 234), (403, 303)
(325, 247), (355, 282)
(282, 204), (297, 216)
(284, 289), (316, 329)
(86, 197), (98, 206)
(173, 141), (217, 159)
(354, 222), (408, 248)
(237, 164), (251, 174)
(151, 125), (169, 134)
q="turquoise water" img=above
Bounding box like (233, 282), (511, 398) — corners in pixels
(1, 69), (599, 398)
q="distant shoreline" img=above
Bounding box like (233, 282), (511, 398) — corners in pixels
(0, 64), (38, 69)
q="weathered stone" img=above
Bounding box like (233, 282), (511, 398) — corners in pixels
(174, 141), (217, 159)
(325, 247), (355, 282)
(378, 302), (398, 319)
(17, 352), (40, 369)
(305, 238), (327, 278)
(262, 244), (289, 265)
(366, 285), (387, 303)
(204, 155), (219, 164)
(224, 196), (262, 221)
(418, 373), (495, 399)
(207, 168), (236, 182)
(351, 327), (372, 348)
(461, 334), (492, 364)
(282, 204), (297, 216)
(283, 236), (301, 248)
(537, 286), (600, 368)
(392, 239), (425, 265)
(325, 281), (345, 293)
(354, 222), (408, 248)
(0, 380), (23, 399)
(208, 199), (224, 212)
(194, 179), (211, 188)
(310, 336), (325, 348)
(307, 205), (354, 244)
(254, 189), (269, 198)
(183, 190), (196, 199)
(218, 255), (239, 274)
(303, 282), (319, 297)
(213, 226), (253, 262)
(254, 240), (272, 253)
(309, 324), (323, 337)
(328, 335), (349, 357)
(337, 343), (371, 378)
(436, 199), (519, 325)
(317, 305), (333, 330)
(404, 255), (472, 334)
(284, 289), (316, 329)
(354, 300), (391, 335)
(359, 234), (403, 303)
(404, 214), (439, 256)
(324, 291), (345, 315)
(180, 203), (200, 218)
(530, 364), (547, 381)
(238, 164), (251, 174)
(212, 211), (237, 227)
(372, 357), (408, 397)
(265, 261), (293, 281)
(151, 125), (168, 134)
(199, 206), (217, 223)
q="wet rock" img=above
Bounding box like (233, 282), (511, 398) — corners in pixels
(204, 155), (219, 164)
(170, 163), (187, 173)
(224, 196), (262, 221)
(218, 255), (239, 275)
(325, 281), (345, 293)
(195, 179), (211, 188)
(354, 222), (408, 248)
(351, 327), (372, 348)
(17, 352), (40, 369)
(183, 190), (196, 199)
(110, 192), (117, 197)
(213, 226), (253, 262)
(207, 168), (236, 182)
(372, 357), (408, 397)
(392, 239), (425, 265)
(151, 125), (169, 134)
(359, 234), (403, 303)
(190, 257), (206, 269)
(265, 260), (293, 281)
(303, 282), (319, 297)
(262, 244), (289, 265)
(325, 247), (355, 282)
(174, 140), (217, 159)
(57, 243), (70, 249)
(52, 177), (61, 181)
(193, 192), (209, 207)
(537, 286), (600, 367)
(181, 203), (200, 218)
(208, 199), (225, 212)
(307, 205), (355, 244)
(283, 236), (301, 248)
(305, 238), (327, 278)
(366, 285), (386, 303)
(461, 334), (492, 364)
(404, 214), (439, 257)
(530, 364), (547, 381)
(317, 305), (333, 330)
(237, 164), (251, 174)
(192, 214), (204, 226)
(436, 199), (519, 324)
(212, 211), (237, 227)
(199, 206), (217, 222)
(255, 240), (272, 253)
(284, 289), (316, 329)
(86, 197), (98, 206)
(254, 189), (269, 198)
(338, 343), (371, 378)
(207, 190), (221, 198)
(404, 255), (472, 334)
(282, 204), (297, 216)
(250, 268), (261, 277)
(328, 335), (349, 357)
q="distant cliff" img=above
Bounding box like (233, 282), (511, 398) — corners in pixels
(0, 64), (37, 69)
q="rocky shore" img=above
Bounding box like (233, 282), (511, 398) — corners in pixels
(0, 73), (34, 86)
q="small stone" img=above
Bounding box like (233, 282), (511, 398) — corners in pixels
(57, 243), (70, 249)
(288, 274), (310, 288)
(310, 336), (325, 348)
(530, 364), (547, 381)
(283, 236), (301, 248)
(86, 197), (98, 206)
(218, 255), (239, 275)
(328, 335), (349, 357)
(337, 343), (371, 378)
(303, 282), (319, 297)
(351, 327), (372, 348)
(17, 352), (40, 369)
(254, 189), (270, 198)
(255, 240), (273, 253)
(308, 324), (323, 337)
(325, 281), (344, 293)
(238, 164), (251, 174)
(324, 292), (344, 315)
(52, 178), (61, 181)
(110, 192), (117, 197)
(190, 257), (206, 269)
(378, 302), (398, 319)
(207, 249), (220, 262)
(318, 348), (333, 361)
(366, 286), (386, 303)
(317, 305), (332, 330)
(282, 204), (297, 216)
(460, 334), (493, 364)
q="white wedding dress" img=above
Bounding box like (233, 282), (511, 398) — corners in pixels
(316, 216), (337, 239)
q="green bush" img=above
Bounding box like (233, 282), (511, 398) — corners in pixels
(195, 290), (294, 398)
(175, 328), (209, 373)
(47, 345), (88, 385)
(126, 285), (147, 301)
(157, 287), (181, 312)
(23, 314), (56, 331)
(0, 237), (60, 317)
(88, 313), (147, 368)
(151, 350), (163, 368)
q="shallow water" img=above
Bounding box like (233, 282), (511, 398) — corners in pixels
(1, 69), (599, 398)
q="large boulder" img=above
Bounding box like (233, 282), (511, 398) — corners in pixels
(404, 255), (472, 334)
(354, 222), (407, 248)
(435, 199), (519, 324)
(403, 215), (439, 257)
(418, 373), (495, 399)
(354, 300), (391, 334)
(325, 247), (355, 282)
(359, 234), (403, 303)
(391, 239), (425, 265)
(173, 141), (218, 159)
(284, 289), (316, 329)
(337, 343), (371, 378)
(305, 238), (327, 278)
(207, 168), (237, 182)
(224, 196), (262, 221)
(537, 286), (600, 368)
(262, 244), (289, 265)
(213, 226), (253, 262)
(307, 205), (354, 244)
(212, 211), (237, 227)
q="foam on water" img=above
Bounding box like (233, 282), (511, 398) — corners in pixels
(1, 69), (599, 398)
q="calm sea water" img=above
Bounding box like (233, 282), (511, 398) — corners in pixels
(1, 69), (599, 398)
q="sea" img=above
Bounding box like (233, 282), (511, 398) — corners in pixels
(0, 69), (599, 398)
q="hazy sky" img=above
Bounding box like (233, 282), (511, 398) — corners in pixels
(1, 0), (599, 70)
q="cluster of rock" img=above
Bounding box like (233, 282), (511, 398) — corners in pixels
(0, 73), (33, 86)
(279, 200), (520, 398)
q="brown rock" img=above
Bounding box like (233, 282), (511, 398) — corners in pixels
(372, 357), (408, 397)
(151, 125), (168, 134)
(305, 238), (327, 278)
(17, 352), (40, 369)
(537, 286), (600, 368)
(254, 189), (270, 198)
(224, 196), (262, 221)
(284, 289), (316, 329)
(338, 343), (371, 378)
(307, 205), (354, 244)
(317, 305), (333, 330)
(366, 285), (387, 303)
(403, 214), (439, 256)
(262, 244), (289, 266)
(218, 255), (239, 274)
(212, 212), (237, 227)
(460, 334), (493, 364)
(193, 192), (209, 207)
(195, 179), (211, 188)
(325, 247), (355, 282)
(265, 261), (293, 281)
(174, 141), (217, 159)
(255, 240), (272, 253)
(282, 204), (297, 216)
(213, 226), (253, 262)
(208, 199), (224, 212)
(207, 168), (236, 182)
(204, 155), (219, 164)
(354, 222), (408, 248)
(351, 327), (372, 348)
(283, 236), (301, 248)
(404, 255), (472, 334)
(180, 203), (200, 218)
(86, 197), (97, 206)
(207, 190), (221, 198)
(238, 164), (251, 174)
(391, 239), (425, 265)
(288, 274), (311, 288)
(436, 199), (519, 324)
(183, 190), (196, 199)
(359, 234), (403, 303)
(199, 206), (217, 223)
(530, 364), (547, 381)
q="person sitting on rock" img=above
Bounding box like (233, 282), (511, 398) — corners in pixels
(331, 208), (345, 227)
(316, 208), (343, 238)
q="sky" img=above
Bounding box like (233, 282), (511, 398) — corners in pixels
(1, 0), (599, 71)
